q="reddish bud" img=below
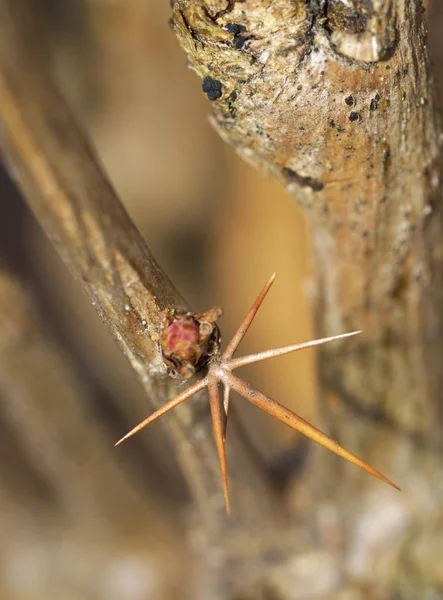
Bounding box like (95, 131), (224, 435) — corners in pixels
(161, 319), (200, 362)
(160, 307), (222, 378)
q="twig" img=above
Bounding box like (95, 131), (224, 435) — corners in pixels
(116, 274), (398, 515)
(0, 0), (276, 530)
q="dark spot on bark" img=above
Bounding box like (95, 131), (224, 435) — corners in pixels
(202, 76), (222, 101)
(224, 22), (247, 49)
(234, 36), (246, 49)
(391, 272), (408, 301)
(230, 90), (237, 101)
(282, 167), (324, 192)
(349, 111), (359, 122)
(345, 95), (354, 106)
(329, 118), (335, 128)
(337, 124), (346, 132)
(224, 23), (246, 35)
(227, 103), (236, 118)
(383, 144), (391, 172)
(326, 3), (367, 33)
(370, 94), (381, 111)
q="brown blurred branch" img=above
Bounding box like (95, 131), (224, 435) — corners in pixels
(0, 267), (155, 529)
(0, 268), (192, 599)
(0, 0), (277, 535)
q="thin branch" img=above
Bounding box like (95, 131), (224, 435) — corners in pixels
(114, 276), (395, 515)
(0, 0), (276, 528)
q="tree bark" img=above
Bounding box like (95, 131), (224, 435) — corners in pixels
(172, 0), (443, 596)
(0, 0), (278, 538)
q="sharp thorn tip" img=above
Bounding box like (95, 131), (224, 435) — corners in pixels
(115, 434), (129, 447)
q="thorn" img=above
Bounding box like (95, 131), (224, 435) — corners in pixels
(208, 377), (231, 515)
(222, 273), (277, 361)
(115, 378), (207, 447)
(222, 384), (230, 441)
(228, 331), (361, 370)
(227, 371), (399, 492)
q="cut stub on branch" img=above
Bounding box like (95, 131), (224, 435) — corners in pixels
(160, 307), (222, 378)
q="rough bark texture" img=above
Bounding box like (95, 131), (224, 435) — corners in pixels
(171, 0), (443, 597)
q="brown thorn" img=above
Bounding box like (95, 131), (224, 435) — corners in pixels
(222, 383), (230, 441)
(226, 371), (400, 491)
(208, 376), (231, 515)
(228, 331), (361, 370)
(115, 378), (207, 446)
(222, 272), (276, 361)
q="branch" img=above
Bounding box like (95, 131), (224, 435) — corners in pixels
(0, 268), (192, 596)
(0, 0), (277, 531)
(0, 267), (154, 525)
(170, 1), (443, 592)
(171, 0), (443, 439)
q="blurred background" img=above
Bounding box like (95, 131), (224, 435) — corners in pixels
(0, 0), (442, 598)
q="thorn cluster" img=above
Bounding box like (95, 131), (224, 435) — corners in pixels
(116, 273), (399, 514)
